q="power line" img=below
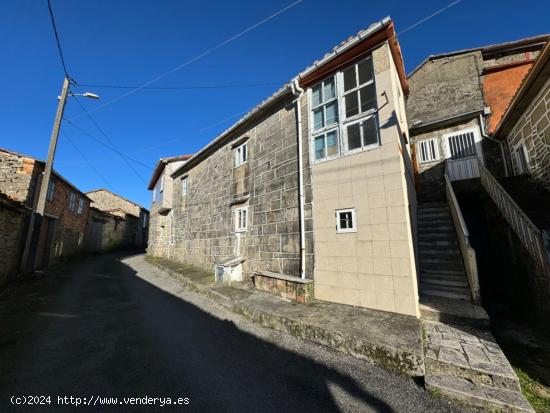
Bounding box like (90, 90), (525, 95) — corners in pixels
(61, 130), (116, 190)
(46, 0), (72, 81)
(63, 118), (152, 171)
(72, 97), (149, 185)
(69, 0), (304, 120)
(397, 0), (462, 36)
(75, 81), (281, 91)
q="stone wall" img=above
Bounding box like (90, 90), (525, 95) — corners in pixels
(161, 94), (313, 280)
(87, 189), (148, 248)
(0, 198), (27, 287)
(407, 52), (485, 127)
(507, 77), (550, 190)
(0, 151), (38, 207)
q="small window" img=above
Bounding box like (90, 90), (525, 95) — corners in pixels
(68, 192), (77, 212)
(235, 142), (248, 167)
(142, 214), (148, 228)
(345, 116), (379, 152)
(77, 198), (84, 215)
(160, 174), (165, 192)
(235, 206), (248, 232)
(311, 76), (339, 131)
(343, 56), (376, 119)
(417, 138), (440, 164)
(181, 177), (189, 196)
(515, 143), (530, 174)
(46, 180), (56, 202)
(314, 130), (339, 161)
(336, 208), (356, 233)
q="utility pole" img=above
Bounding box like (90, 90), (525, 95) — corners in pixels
(36, 76), (70, 215)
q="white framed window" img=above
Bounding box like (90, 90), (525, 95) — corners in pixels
(46, 179), (56, 202)
(309, 54), (380, 164)
(77, 198), (84, 215)
(234, 206), (248, 232)
(514, 143), (530, 174)
(181, 176), (189, 196)
(235, 142), (248, 167)
(160, 173), (165, 192)
(311, 76), (339, 132)
(342, 56), (376, 120)
(344, 115), (379, 153)
(336, 208), (356, 233)
(417, 138), (440, 164)
(142, 213), (148, 229)
(68, 192), (77, 212)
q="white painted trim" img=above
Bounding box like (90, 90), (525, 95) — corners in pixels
(336, 208), (357, 233)
(234, 141), (248, 167)
(234, 206), (248, 233)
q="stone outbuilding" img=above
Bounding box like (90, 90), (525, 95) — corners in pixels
(86, 188), (149, 250)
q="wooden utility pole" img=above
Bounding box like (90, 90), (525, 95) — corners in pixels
(36, 77), (70, 215)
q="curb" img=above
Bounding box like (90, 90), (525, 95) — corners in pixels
(146, 257), (425, 378)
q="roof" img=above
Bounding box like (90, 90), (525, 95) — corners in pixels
(171, 17), (406, 178)
(409, 33), (550, 76)
(0, 148), (92, 201)
(147, 154), (193, 190)
(86, 188), (148, 212)
(494, 40), (550, 137)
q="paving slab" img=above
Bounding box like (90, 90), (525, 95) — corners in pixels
(147, 257), (424, 377)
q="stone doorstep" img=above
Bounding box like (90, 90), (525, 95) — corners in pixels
(426, 374), (534, 413)
(147, 258), (424, 378)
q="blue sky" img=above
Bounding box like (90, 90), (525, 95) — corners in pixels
(1, 0), (548, 208)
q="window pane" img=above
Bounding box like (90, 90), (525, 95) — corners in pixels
(323, 78), (335, 100)
(362, 117), (378, 146)
(314, 136), (326, 160)
(339, 211), (352, 229)
(360, 84), (377, 113)
(312, 84), (322, 106)
(325, 101), (338, 125)
(313, 108), (324, 130)
(347, 123), (361, 150)
(343, 66), (357, 91)
(242, 144), (247, 162)
(345, 92), (359, 118)
(326, 131), (338, 157)
(358, 58), (373, 84)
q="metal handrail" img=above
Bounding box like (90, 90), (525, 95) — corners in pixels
(478, 160), (550, 276)
(444, 165), (480, 303)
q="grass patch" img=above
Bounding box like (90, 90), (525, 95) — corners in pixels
(515, 367), (550, 413)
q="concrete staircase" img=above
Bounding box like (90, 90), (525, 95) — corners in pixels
(417, 203), (471, 301)
(417, 202), (534, 412)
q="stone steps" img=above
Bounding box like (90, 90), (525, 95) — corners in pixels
(421, 277), (468, 288)
(422, 268), (465, 277)
(425, 374), (534, 412)
(422, 320), (533, 412)
(420, 287), (470, 301)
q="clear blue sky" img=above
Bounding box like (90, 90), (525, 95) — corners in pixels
(1, 0), (548, 208)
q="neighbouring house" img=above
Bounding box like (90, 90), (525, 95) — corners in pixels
(148, 17), (420, 316)
(147, 155), (193, 258)
(0, 193), (29, 287)
(405, 33), (550, 323)
(0, 148), (92, 270)
(86, 188), (149, 250)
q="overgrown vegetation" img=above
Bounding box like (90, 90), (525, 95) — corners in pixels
(515, 368), (550, 413)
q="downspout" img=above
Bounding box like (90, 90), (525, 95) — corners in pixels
(291, 78), (306, 279)
(479, 113), (509, 177)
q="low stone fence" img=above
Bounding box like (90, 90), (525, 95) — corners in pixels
(253, 271), (314, 303)
(0, 196), (29, 288)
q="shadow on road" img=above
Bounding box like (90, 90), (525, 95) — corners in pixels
(0, 252), (397, 412)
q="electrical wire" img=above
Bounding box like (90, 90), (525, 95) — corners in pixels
(75, 81), (281, 91)
(397, 0), (462, 36)
(46, 0), (73, 82)
(68, 0), (304, 120)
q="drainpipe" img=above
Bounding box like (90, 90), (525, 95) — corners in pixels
(479, 113), (509, 177)
(291, 78), (306, 279)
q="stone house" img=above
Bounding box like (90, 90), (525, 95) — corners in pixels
(0, 193), (29, 287)
(407, 34), (548, 201)
(86, 188), (149, 249)
(0, 148), (92, 270)
(147, 155), (192, 258)
(149, 17), (421, 316)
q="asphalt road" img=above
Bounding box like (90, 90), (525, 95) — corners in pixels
(0, 252), (466, 413)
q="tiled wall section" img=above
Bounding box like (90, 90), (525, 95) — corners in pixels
(311, 42), (419, 316)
